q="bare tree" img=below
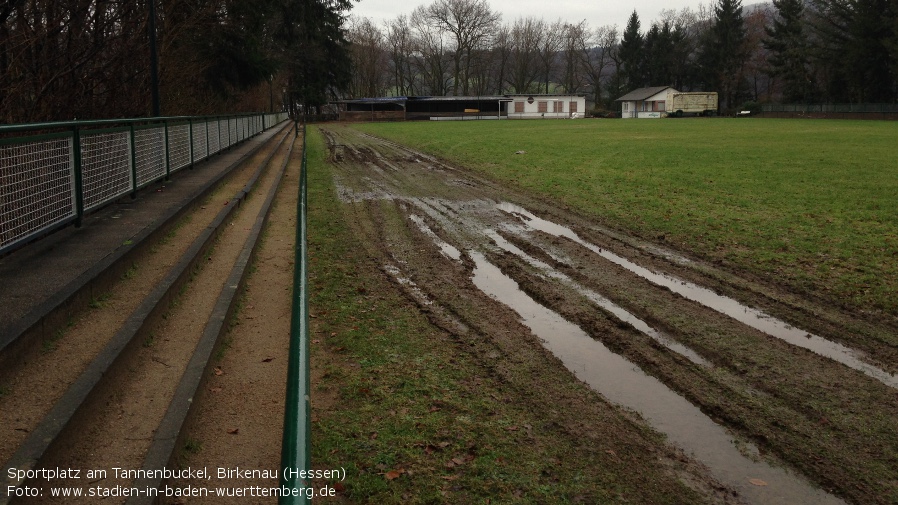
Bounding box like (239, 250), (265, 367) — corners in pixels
(386, 15), (416, 95)
(559, 21), (588, 94)
(347, 16), (387, 98)
(580, 24), (619, 109)
(506, 17), (543, 93)
(425, 0), (500, 95)
(536, 19), (564, 93)
(411, 5), (452, 95)
(490, 24), (512, 94)
(1, 0), (152, 122)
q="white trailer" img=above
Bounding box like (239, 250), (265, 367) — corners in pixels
(666, 91), (718, 117)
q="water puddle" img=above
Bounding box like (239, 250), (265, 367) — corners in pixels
(485, 230), (709, 367)
(470, 251), (844, 505)
(409, 215), (462, 261)
(497, 202), (898, 390)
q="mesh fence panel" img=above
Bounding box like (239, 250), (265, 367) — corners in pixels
(208, 120), (220, 155)
(168, 124), (191, 172)
(763, 103), (898, 113)
(0, 136), (75, 249)
(1, 113), (281, 252)
(81, 131), (132, 211)
(192, 122), (208, 161)
(134, 127), (166, 187)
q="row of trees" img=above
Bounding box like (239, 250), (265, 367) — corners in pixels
(3, 0), (895, 122)
(346, 0), (898, 111)
(0, 0), (354, 123)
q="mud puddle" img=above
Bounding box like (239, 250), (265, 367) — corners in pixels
(485, 229), (709, 367)
(470, 251), (843, 505)
(496, 202), (897, 389)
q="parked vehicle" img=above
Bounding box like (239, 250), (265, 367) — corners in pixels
(667, 92), (718, 117)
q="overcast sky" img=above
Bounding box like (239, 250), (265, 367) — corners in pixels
(349, 0), (717, 32)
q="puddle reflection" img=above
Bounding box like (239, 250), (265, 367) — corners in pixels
(470, 251), (844, 505)
(496, 202), (897, 390)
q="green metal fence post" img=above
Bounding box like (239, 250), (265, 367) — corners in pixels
(188, 118), (195, 168)
(164, 119), (171, 181)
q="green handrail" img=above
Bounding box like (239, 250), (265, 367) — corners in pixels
(280, 122), (311, 504)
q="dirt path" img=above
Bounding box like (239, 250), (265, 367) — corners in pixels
(316, 124), (898, 505)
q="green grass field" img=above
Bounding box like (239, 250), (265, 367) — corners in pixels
(354, 118), (898, 318)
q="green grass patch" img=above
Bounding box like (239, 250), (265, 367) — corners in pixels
(122, 262), (138, 280)
(89, 292), (112, 309)
(355, 118), (898, 317)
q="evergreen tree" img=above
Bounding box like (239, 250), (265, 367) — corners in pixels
(643, 21), (680, 87)
(764, 0), (814, 102)
(810, 0), (897, 102)
(277, 0), (353, 110)
(844, 0), (895, 102)
(669, 21), (694, 90)
(618, 11), (644, 90)
(698, 0), (748, 111)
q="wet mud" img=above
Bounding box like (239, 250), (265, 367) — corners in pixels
(318, 124), (898, 505)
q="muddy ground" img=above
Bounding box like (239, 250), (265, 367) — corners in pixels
(315, 124), (898, 505)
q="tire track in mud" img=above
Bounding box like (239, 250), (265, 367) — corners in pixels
(318, 124), (898, 505)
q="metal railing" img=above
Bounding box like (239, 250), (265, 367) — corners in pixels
(281, 122), (311, 504)
(0, 112), (289, 256)
(762, 103), (898, 113)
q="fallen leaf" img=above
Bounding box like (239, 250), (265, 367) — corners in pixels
(227, 428), (239, 435)
(385, 470), (401, 481)
(749, 478), (768, 486)
(262, 357), (274, 363)
(333, 482), (345, 493)
(441, 475), (460, 481)
(213, 367), (224, 376)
